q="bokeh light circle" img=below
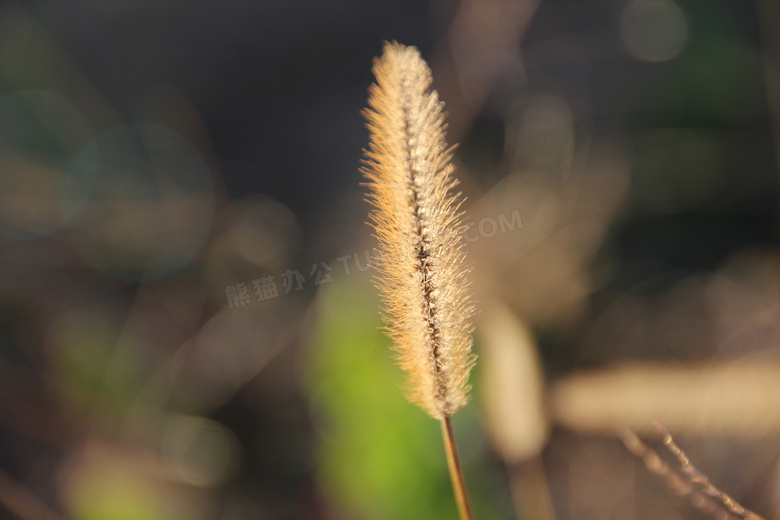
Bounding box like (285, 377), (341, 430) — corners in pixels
(0, 90), (96, 240)
(67, 123), (215, 282)
(620, 0), (687, 63)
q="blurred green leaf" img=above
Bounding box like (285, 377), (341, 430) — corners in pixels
(49, 302), (147, 417)
(306, 272), (508, 520)
(69, 465), (176, 520)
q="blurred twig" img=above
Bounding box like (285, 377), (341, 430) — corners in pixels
(507, 456), (557, 520)
(477, 300), (556, 520)
(433, 0), (540, 143)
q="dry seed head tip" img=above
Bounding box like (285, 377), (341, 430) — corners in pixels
(361, 41), (476, 419)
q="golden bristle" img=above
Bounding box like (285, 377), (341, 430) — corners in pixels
(361, 41), (476, 419)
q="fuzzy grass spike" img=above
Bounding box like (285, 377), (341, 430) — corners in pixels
(361, 41), (476, 420)
(361, 41), (477, 520)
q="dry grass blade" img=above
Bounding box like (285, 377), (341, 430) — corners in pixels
(549, 362), (780, 436)
(621, 426), (766, 520)
(653, 424), (766, 520)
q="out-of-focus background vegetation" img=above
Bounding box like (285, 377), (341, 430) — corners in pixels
(1, 1), (779, 519)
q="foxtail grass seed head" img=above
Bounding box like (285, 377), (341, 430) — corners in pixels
(361, 42), (476, 419)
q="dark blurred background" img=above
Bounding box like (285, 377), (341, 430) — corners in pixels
(1, 1), (779, 519)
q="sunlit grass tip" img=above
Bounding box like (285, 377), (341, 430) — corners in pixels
(361, 41), (476, 420)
